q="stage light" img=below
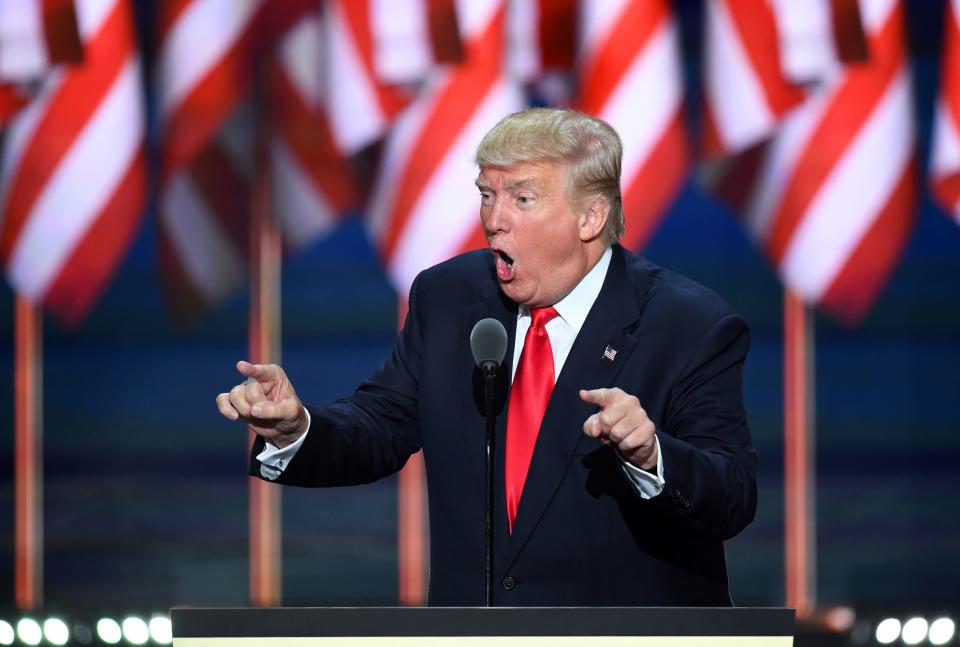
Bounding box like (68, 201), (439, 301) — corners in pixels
(901, 617), (928, 645)
(0, 620), (12, 646)
(848, 620), (872, 645)
(73, 623), (94, 645)
(821, 606), (856, 633)
(15, 618), (42, 646)
(96, 618), (122, 645)
(42, 617), (70, 645)
(874, 617), (901, 644)
(148, 616), (172, 644)
(121, 616), (149, 645)
(929, 617), (956, 645)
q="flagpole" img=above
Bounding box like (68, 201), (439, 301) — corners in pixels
(249, 59), (282, 607)
(396, 300), (427, 606)
(14, 295), (43, 610)
(398, 452), (427, 605)
(784, 290), (815, 617)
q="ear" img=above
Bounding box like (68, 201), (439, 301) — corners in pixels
(578, 195), (609, 242)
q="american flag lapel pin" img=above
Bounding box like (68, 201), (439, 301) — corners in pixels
(603, 345), (617, 362)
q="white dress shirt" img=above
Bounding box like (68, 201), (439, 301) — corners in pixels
(258, 246), (665, 498)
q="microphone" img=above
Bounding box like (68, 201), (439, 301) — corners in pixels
(470, 318), (508, 373)
(469, 317), (507, 607)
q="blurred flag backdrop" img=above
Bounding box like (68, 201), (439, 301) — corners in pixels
(2, 0), (953, 325)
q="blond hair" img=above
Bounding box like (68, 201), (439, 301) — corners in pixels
(475, 108), (624, 243)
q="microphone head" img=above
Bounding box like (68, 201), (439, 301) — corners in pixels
(470, 318), (508, 371)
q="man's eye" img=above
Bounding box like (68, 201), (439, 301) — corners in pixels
(517, 195), (534, 205)
(479, 192), (494, 204)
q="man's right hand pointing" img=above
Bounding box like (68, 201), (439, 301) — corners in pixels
(216, 361), (308, 449)
(580, 387), (658, 471)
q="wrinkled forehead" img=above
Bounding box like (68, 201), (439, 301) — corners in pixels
(475, 160), (570, 189)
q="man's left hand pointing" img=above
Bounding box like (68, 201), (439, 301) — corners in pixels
(580, 387), (658, 471)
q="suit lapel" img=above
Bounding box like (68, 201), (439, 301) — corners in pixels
(504, 245), (651, 568)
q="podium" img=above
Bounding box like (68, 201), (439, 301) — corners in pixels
(171, 606), (795, 646)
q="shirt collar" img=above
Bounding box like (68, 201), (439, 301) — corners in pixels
(519, 246), (612, 334)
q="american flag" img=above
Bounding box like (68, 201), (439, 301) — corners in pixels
(577, 0), (689, 252)
(701, 0), (806, 157)
(702, 0), (917, 325)
(324, 0), (408, 156)
(0, 0), (146, 326)
(156, 0), (359, 321)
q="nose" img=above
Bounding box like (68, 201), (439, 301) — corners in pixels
(483, 196), (510, 235)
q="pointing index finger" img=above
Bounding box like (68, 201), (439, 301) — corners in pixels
(579, 388), (611, 407)
(236, 360), (277, 383)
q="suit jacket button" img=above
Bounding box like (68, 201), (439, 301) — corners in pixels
(502, 576), (515, 590)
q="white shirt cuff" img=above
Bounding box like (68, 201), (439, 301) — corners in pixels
(256, 408), (310, 480)
(618, 435), (665, 499)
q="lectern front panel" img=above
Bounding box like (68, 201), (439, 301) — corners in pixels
(172, 607), (794, 646)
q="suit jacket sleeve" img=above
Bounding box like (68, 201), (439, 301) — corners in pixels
(650, 312), (758, 541)
(248, 276), (426, 486)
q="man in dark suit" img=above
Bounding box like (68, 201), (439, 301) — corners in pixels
(217, 108), (757, 606)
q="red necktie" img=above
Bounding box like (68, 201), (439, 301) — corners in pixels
(505, 306), (558, 533)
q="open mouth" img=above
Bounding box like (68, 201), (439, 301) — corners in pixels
(492, 248), (515, 281)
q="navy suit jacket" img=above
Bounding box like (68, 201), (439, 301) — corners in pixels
(251, 244), (758, 606)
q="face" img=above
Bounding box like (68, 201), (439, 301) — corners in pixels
(476, 161), (599, 307)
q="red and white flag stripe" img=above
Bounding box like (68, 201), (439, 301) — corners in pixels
(325, 0), (408, 155)
(158, 0), (259, 177)
(0, 0), (83, 128)
(772, 0), (847, 85)
(371, 0), (463, 84)
(701, 0), (806, 157)
(367, 0), (523, 295)
(708, 0), (916, 324)
(371, 0), (435, 85)
(578, 0), (688, 252)
(157, 0), (263, 316)
(0, 0), (145, 325)
(508, 0), (575, 105)
(930, 0), (960, 223)
(0, 0), (82, 81)
(0, 85), (30, 128)
(158, 0), (351, 318)
(508, 0), (575, 79)
(270, 12), (357, 250)
(0, 0), (55, 81)
(157, 0), (311, 178)
(158, 118), (250, 316)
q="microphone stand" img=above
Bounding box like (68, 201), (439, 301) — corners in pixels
(470, 316), (507, 607)
(482, 361), (497, 607)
